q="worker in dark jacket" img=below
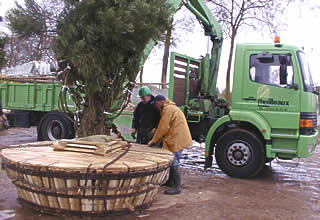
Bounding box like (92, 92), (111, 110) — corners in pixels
(131, 86), (161, 144)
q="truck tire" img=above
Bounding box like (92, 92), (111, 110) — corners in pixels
(39, 112), (74, 141)
(215, 129), (265, 178)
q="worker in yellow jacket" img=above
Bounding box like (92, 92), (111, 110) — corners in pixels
(148, 95), (192, 195)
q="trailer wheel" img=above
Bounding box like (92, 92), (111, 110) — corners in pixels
(215, 129), (265, 178)
(39, 112), (74, 141)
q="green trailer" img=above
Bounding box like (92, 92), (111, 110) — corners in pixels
(0, 80), (75, 140)
(0, 79), (137, 142)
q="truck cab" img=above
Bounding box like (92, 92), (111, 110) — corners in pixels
(233, 43), (318, 159)
(194, 42), (318, 178)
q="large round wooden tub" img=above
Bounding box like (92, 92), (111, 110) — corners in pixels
(1, 136), (173, 216)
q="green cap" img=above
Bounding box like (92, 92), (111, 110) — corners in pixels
(139, 86), (152, 98)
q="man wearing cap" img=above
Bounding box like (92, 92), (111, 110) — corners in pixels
(148, 95), (192, 195)
(131, 86), (161, 144)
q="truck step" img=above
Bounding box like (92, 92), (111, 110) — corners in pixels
(270, 148), (297, 154)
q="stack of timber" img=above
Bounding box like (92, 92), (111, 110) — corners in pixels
(1, 135), (173, 216)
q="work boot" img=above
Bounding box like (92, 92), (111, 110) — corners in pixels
(162, 168), (174, 187)
(164, 167), (181, 195)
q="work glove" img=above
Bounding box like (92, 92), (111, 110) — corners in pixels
(131, 128), (136, 139)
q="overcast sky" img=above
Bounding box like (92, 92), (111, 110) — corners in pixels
(1, 0), (320, 89)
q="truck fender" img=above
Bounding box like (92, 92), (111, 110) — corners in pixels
(205, 115), (231, 158)
(229, 110), (272, 140)
(204, 111), (272, 168)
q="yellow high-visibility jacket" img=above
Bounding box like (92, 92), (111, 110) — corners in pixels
(150, 99), (192, 153)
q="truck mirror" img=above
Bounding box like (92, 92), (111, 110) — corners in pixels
(279, 64), (287, 85)
(279, 55), (289, 65)
(279, 55), (291, 85)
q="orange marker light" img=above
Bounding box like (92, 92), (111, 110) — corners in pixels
(300, 119), (313, 128)
(262, 128), (266, 133)
(274, 36), (280, 43)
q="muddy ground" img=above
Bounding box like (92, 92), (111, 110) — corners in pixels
(0, 127), (320, 220)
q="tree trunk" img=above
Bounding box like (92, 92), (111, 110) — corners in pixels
(36, 35), (43, 61)
(77, 95), (108, 137)
(225, 36), (235, 104)
(140, 66), (143, 83)
(8, 35), (15, 67)
(161, 21), (173, 89)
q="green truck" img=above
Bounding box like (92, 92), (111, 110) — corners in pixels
(0, 81), (75, 140)
(0, 0), (318, 178)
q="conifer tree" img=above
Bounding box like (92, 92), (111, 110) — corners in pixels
(55, 0), (173, 137)
(0, 35), (8, 70)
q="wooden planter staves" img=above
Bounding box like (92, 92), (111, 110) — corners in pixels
(1, 135), (173, 216)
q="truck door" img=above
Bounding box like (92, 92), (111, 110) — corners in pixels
(242, 52), (301, 140)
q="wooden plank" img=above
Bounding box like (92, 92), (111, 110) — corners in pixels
(190, 60), (200, 66)
(174, 63), (187, 70)
(175, 56), (188, 63)
(174, 70), (187, 76)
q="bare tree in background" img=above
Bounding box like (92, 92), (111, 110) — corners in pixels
(207, 0), (290, 103)
(159, 8), (195, 89)
(0, 2), (2, 22)
(160, 19), (173, 89)
(4, 0), (64, 67)
(139, 67), (144, 83)
(296, 0), (320, 10)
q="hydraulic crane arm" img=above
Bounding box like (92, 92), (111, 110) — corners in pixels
(141, 0), (223, 97)
(183, 0), (222, 42)
(183, 0), (223, 96)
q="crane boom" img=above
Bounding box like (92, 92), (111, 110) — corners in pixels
(140, 0), (223, 97)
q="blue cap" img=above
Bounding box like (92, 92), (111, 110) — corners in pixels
(151, 94), (166, 104)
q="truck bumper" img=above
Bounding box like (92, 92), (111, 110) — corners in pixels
(297, 130), (318, 158)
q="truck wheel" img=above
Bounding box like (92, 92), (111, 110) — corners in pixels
(215, 129), (265, 178)
(40, 112), (74, 141)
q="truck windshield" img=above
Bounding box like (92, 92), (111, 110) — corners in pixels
(297, 51), (315, 93)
